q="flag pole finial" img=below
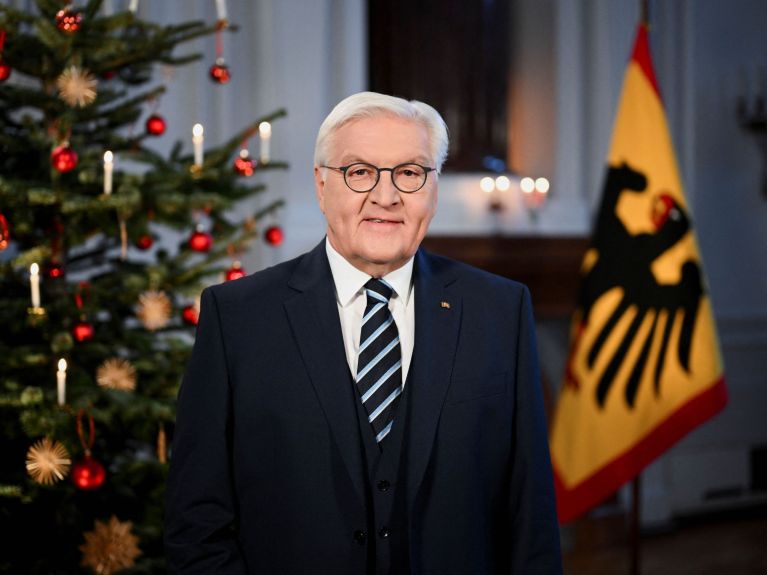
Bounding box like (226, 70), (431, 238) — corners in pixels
(640, 0), (650, 25)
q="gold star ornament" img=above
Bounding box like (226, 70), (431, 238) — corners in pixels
(136, 290), (172, 331)
(57, 66), (98, 108)
(80, 516), (142, 575)
(26, 437), (71, 485)
(96, 358), (137, 392)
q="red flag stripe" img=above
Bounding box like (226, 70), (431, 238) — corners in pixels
(631, 24), (661, 99)
(553, 376), (727, 523)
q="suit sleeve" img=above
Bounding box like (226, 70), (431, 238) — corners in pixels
(508, 286), (563, 574)
(165, 288), (247, 574)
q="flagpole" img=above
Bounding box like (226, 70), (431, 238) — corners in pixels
(640, 0), (649, 25)
(629, 475), (641, 575)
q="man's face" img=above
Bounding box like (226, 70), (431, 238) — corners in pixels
(314, 115), (438, 277)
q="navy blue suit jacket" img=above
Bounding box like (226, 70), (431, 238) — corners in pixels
(165, 241), (562, 574)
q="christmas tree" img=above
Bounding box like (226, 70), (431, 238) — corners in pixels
(0, 1), (285, 572)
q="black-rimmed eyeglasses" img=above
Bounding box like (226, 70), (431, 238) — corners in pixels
(321, 162), (435, 193)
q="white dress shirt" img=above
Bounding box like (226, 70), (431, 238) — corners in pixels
(325, 238), (415, 384)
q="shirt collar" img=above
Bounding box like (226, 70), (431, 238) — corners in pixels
(325, 237), (414, 307)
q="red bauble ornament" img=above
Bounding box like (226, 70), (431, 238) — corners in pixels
(188, 229), (213, 252)
(72, 454), (106, 490)
(209, 58), (231, 84)
(233, 150), (256, 177)
(55, 7), (83, 33)
(51, 144), (78, 173)
(135, 233), (154, 250)
(225, 261), (246, 281)
(0, 30), (9, 82)
(0, 213), (9, 251)
(264, 225), (283, 246)
(44, 261), (65, 279)
(145, 114), (167, 136)
(73, 320), (94, 342)
(182, 305), (199, 326)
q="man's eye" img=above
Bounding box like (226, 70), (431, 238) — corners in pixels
(397, 167), (422, 178)
(351, 168), (371, 177)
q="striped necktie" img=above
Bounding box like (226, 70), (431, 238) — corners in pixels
(356, 278), (403, 446)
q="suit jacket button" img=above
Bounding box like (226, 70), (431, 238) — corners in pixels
(377, 480), (390, 492)
(378, 527), (390, 539)
(353, 530), (367, 545)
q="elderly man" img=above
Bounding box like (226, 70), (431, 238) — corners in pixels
(165, 92), (562, 574)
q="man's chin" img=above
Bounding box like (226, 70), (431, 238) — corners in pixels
(350, 248), (415, 275)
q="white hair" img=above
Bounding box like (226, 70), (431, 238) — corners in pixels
(313, 91), (449, 173)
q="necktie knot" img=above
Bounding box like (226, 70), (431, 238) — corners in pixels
(365, 278), (393, 303)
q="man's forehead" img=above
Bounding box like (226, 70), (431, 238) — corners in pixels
(327, 115), (432, 164)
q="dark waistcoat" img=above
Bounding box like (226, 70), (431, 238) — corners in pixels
(351, 364), (414, 575)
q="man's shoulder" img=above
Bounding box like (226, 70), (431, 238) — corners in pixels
(203, 250), (309, 305)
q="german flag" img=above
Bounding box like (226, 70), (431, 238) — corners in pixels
(549, 24), (727, 523)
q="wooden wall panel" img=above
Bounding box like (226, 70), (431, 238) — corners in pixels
(421, 235), (590, 319)
(368, 0), (511, 171)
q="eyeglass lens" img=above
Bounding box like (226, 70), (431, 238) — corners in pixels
(344, 163), (427, 192)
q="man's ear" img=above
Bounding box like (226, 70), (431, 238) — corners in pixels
(314, 166), (326, 213)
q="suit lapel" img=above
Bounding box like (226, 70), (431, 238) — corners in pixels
(406, 249), (462, 510)
(283, 241), (366, 508)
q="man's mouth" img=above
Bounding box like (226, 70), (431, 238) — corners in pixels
(365, 218), (400, 224)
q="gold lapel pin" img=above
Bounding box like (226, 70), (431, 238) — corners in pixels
(440, 301), (451, 309)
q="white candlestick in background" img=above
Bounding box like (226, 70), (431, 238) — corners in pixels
(259, 121), (272, 164)
(215, 0), (228, 21)
(30, 263), (40, 308)
(128, 0), (139, 14)
(103, 150), (114, 195)
(57, 358), (67, 406)
(193, 124), (204, 167)
(520, 176), (536, 209)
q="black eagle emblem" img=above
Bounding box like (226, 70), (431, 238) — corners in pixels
(566, 163), (704, 409)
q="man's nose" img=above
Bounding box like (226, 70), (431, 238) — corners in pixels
(369, 169), (400, 205)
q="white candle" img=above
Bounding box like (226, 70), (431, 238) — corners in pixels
(103, 150), (114, 195)
(128, 0), (139, 14)
(479, 177), (495, 194)
(215, 0), (228, 21)
(495, 176), (511, 192)
(57, 358), (67, 406)
(30, 263), (40, 308)
(259, 121), (272, 164)
(193, 124), (204, 167)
